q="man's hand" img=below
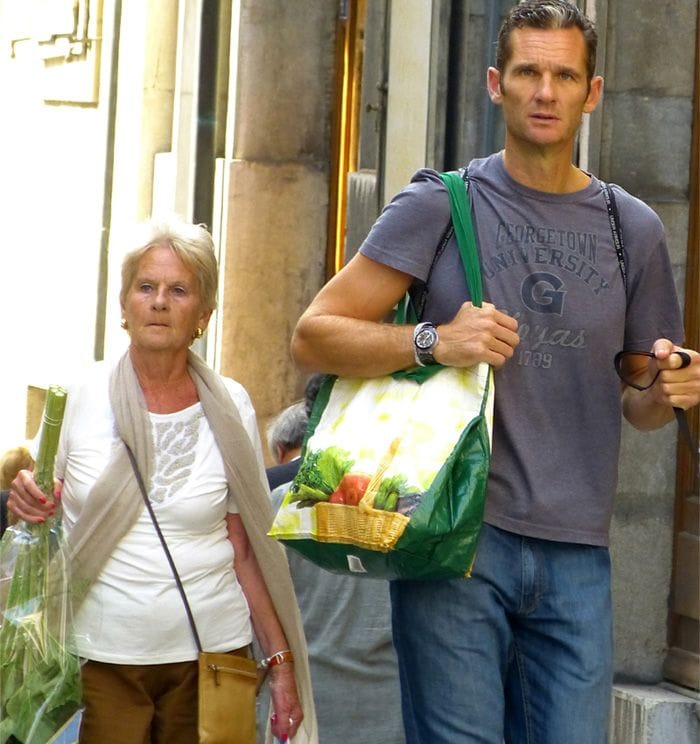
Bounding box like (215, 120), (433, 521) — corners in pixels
(435, 301), (520, 370)
(621, 338), (700, 430)
(648, 339), (700, 411)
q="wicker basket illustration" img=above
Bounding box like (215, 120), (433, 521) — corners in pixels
(313, 436), (409, 551)
(314, 501), (409, 551)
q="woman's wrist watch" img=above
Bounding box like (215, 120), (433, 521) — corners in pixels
(413, 322), (439, 366)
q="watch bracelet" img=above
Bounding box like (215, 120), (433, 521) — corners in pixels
(259, 649), (294, 669)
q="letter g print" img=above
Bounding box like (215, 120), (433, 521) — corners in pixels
(521, 272), (566, 315)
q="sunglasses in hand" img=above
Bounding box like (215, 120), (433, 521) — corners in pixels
(614, 349), (696, 472)
(614, 349), (691, 391)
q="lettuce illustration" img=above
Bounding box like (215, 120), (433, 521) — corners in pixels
(290, 446), (353, 503)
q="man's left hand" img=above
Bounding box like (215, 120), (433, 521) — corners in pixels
(650, 339), (700, 411)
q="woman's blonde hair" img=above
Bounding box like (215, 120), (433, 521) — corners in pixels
(119, 217), (219, 313)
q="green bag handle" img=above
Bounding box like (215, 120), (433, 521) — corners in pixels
(439, 171), (482, 306)
(393, 170), (483, 382)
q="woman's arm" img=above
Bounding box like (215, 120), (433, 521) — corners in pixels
(227, 513), (302, 742)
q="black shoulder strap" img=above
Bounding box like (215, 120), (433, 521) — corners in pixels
(601, 181), (628, 293)
(122, 440), (203, 652)
(411, 167), (469, 321)
(411, 173), (627, 320)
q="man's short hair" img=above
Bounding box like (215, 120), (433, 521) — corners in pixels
(303, 373), (326, 417)
(267, 401), (309, 461)
(495, 0), (598, 81)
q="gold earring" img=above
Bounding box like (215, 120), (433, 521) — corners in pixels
(193, 327), (204, 340)
(120, 319), (128, 330)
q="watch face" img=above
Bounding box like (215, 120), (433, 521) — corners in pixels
(415, 327), (437, 350)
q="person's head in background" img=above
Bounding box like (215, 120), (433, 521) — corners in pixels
(303, 373), (326, 418)
(1, 445), (35, 533)
(268, 373), (327, 465)
(267, 401), (308, 465)
(0, 446), (34, 490)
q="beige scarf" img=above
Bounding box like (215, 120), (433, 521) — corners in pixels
(67, 350), (318, 743)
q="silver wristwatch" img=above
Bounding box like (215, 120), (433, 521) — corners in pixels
(413, 322), (439, 366)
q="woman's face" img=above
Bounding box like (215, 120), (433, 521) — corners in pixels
(121, 245), (211, 355)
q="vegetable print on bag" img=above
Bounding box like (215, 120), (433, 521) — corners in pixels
(269, 170), (494, 580)
(269, 364), (493, 578)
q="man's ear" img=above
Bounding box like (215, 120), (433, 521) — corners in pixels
(487, 67), (503, 104)
(583, 75), (604, 114)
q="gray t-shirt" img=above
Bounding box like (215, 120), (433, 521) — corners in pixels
(360, 153), (683, 546)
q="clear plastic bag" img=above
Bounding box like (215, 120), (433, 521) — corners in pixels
(0, 517), (82, 744)
(0, 386), (82, 744)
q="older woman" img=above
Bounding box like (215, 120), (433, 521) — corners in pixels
(9, 218), (316, 743)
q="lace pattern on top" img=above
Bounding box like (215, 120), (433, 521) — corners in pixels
(149, 404), (205, 503)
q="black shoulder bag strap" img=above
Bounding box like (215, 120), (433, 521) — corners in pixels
(411, 174), (625, 320)
(413, 172), (625, 320)
(600, 181), (628, 292)
(122, 440), (203, 652)
(601, 183), (696, 463)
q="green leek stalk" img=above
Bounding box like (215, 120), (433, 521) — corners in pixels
(32, 387), (67, 503)
(0, 386), (82, 744)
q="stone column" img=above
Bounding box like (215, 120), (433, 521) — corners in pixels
(218, 1), (337, 446)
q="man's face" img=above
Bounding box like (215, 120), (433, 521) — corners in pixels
(487, 27), (602, 153)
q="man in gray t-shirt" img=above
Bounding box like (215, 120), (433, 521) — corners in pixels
(290, 2), (700, 742)
(360, 156), (682, 548)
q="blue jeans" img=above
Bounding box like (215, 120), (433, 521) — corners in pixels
(390, 524), (613, 744)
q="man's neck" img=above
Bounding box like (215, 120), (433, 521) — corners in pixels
(280, 448), (302, 464)
(501, 145), (591, 194)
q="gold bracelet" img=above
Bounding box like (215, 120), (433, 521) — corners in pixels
(259, 649), (294, 669)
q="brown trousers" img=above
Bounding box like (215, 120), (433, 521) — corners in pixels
(79, 649), (249, 743)
(79, 659), (198, 743)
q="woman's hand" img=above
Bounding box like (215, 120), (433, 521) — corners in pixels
(7, 469), (57, 523)
(269, 663), (303, 741)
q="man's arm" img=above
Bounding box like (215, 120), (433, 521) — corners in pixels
(292, 254), (415, 376)
(291, 253), (520, 378)
(622, 339), (700, 430)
